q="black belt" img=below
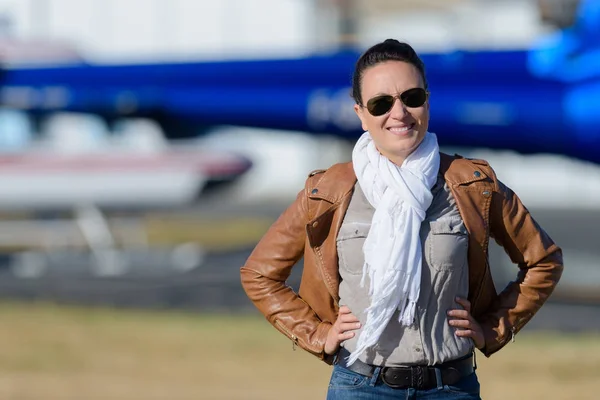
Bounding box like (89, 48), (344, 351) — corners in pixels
(335, 347), (475, 390)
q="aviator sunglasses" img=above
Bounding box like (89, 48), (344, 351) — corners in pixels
(365, 87), (428, 116)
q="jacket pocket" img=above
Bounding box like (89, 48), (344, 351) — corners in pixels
(427, 217), (469, 271)
(336, 222), (370, 275)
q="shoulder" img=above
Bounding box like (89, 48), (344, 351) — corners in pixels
(306, 162), (354, 182)
(440, 152), (499, 187)
(304, 162), (356, 200)
(307, 169), (326, 178)
(441, 152), (491, 168)
(307, 161), (353, 175)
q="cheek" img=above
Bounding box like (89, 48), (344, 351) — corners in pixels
(362, 114), (385, 131)
(412, 108), (428, 122)
(372, 115), (389, 128)
(416, 107), (429, 123)
(368, 123), (391, 148)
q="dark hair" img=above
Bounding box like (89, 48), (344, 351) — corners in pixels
(351, 39), (427, 105)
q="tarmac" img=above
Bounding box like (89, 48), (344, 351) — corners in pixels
(0, 202), (598, 334)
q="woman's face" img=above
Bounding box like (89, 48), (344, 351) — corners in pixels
(354, 61), (429, 165)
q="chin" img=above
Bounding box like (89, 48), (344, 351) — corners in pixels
(385, 138), (424, 160)
(391, 138), (420, 153)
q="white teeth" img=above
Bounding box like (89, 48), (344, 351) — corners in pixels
(389, 126), (411, 132)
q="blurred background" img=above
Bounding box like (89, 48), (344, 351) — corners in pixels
(0, 0), (598, 399)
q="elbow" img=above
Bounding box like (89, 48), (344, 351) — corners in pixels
(240, 265), (267, 313)
(550, 247), (565, 282)
(240, 265), (260, 297)
(240, 264), (282, 305)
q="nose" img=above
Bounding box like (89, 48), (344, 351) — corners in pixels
(389, 96), (408, 119)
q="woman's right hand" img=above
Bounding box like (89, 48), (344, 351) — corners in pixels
(324, 305), (361, 355)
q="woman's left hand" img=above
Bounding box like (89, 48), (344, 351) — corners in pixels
(447, 297), (485, 350)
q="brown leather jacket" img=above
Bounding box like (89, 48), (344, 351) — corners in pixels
(240, 153), (563, 364)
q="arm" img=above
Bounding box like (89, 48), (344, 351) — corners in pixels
(479, 180), (564, 356)
(240, 181), (332, 361)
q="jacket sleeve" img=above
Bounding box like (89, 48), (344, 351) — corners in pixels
(479, 179), (564, 356)
(240, 179), (333, 362)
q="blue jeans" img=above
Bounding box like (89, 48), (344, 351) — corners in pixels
(326, 364), (481, 399)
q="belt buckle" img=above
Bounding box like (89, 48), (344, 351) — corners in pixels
(381, 367), (408, 389)
(381, 366), (430, 390)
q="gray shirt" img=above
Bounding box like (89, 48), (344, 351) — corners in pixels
(337, 174), (473, 367)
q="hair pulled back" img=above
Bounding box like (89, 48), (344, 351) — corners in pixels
(351, 39), (427, 105)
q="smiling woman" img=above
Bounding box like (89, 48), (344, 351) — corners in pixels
(352, 40), (430, 166)
(240, 39), (564, 400)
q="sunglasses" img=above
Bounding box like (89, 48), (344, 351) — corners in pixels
(365, 88), (428, 116)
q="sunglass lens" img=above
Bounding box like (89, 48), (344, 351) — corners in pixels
(401, 88), (427, 108)
(367, 96), (394, 116)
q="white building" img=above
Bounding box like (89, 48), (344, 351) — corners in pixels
(0, 0), (550, 63)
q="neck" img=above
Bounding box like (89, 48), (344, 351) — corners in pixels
(379, 149), (410, 167)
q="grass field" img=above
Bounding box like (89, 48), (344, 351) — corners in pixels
(0, 301), (598, 400)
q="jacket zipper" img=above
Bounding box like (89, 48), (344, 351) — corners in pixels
(275, 320), (298, 351)
(311, 244), (339, 306)
(510, 313), (532, 344)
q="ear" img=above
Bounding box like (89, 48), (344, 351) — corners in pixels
(354, 104), (369, 132)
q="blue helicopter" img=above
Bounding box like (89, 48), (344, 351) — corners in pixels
(1, 0), (599, 164)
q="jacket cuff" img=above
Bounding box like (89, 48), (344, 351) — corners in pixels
(314, 321), (334, 364)
(479, 319), (509, 357)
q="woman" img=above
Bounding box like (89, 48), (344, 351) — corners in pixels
(240, 39), (563, 399)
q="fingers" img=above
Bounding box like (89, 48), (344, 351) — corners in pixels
(455, 297), (471, 312)
(454, 327), (485, 349)
(448, 307), (475, 329)
(447, 309), (470, 319)
(334, 308), (361, 339)
(339, 312), (360, 323)
(454, 329), (477, 339)
(338, 321), (361, 332)
(325, 307), (361, 355)
(337, 306), (359, 325)
(339, 305), (352, 314)
(447, 297), (472, 320)
(446, 300), (485, 349)
(338, 330), (356, 340)
(448, 319), (473, 329)
(335, 323), (360, 342)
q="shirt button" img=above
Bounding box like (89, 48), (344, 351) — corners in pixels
(415, 347), (422, 353)
(311, 188), (318, 194)
(482, 190), (491, 198)
(312, 221), (319, 228)
(473, 171), (481, 178)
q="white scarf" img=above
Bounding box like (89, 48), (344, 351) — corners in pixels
(347, 131), (440, 366)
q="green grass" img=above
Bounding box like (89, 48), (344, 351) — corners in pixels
(142, 215), (273, 251)
(0, 214), (274, 253)
(0, 301), (598, 399)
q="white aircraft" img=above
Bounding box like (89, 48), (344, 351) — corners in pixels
(0, 110), (252, 208)
(0, 110), (252, 277)
(0, 112), (250, 210)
